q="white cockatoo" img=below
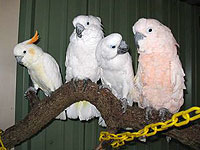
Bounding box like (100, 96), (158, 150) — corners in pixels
(96, 33), (139, 111)
(132, 18), (185, 119)
(65, 15), (105, 126)
(13, 31), (66, 120)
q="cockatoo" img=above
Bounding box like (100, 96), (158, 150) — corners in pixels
(132, 18), (185, 120)
(13, 31), (66, 120)
(96, 33), (139, 111)
(65, 15), (105, 126)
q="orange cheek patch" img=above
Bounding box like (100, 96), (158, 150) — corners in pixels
(29, 48), (35, 56)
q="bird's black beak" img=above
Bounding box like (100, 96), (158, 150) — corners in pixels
(15, 56), (24, 65)
(134, 32), (146, 48)
(117, 40), (129, 54)
(76, 23), (85, 38)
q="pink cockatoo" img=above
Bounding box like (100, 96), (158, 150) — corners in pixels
(132, 18), (186, 120)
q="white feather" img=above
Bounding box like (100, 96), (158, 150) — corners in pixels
(171, 56), (186, 100)
(96, 33), (138, 106)
(66, 101), (101, 121)
(65, 15), (105, 125)
(14, 41), (66, 120)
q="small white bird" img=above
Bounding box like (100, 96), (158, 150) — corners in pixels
(96, 33), (139, 111)
(65, 15), (105, 125)
(65, 15), (103, 82)
(13, 31), (66, 120)
(132, 18), (185, 120)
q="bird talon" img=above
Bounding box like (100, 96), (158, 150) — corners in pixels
(121, 98), (128, 113)
(145, 107), (153, 121)
(72, 78), (79, 91)
(82, 78), (89, 92)
(24, 86), (37, 98)
(24, 87), (39, 109)
(159, 108), (169, 122)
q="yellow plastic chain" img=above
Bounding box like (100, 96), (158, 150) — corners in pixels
(99, 106), (200, 148)
(0, 130), (6, 150)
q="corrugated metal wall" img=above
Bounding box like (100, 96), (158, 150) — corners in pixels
(15, 0), (200, 150)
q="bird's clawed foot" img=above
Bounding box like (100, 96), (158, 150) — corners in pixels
(159, 108), (169, 122)
(120, 98), (128, 113)
(72, 78), (79, 91)
(72, 78), (91, 92)
(82, 78), (89, 92)
(145, 106), (153, 121)
(24, 87), (39, 109)
(24, 87), (37, 98)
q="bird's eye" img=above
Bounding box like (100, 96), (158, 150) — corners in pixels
(111, 46), (116, 49)
(87, 22), (89, 25)
(23, 51), (26, 54)
(148, 28), (153, 32)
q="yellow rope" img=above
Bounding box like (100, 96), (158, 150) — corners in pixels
(0, 130), (6, 150)
(99, 106), (200, 148)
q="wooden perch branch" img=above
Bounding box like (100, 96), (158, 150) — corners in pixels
(1, 80), (200, 149)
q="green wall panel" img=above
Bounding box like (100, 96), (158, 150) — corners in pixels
(15, 0), (200, 150)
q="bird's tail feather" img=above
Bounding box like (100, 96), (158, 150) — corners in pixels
(56, 111), (67, 120)
(66, 101), (101, 121)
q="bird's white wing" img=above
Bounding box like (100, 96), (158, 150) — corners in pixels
(133, 63), (144, 108)
(171, 56), (186, 101)
(65, 43), (75, 83)
(134, 63), (143, 95)
(42, 53), (62, 90)
(42, 53), (66, 120)
(28, 69), (39, 90)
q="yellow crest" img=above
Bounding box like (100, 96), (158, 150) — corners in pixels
(27, 31), (39, 44)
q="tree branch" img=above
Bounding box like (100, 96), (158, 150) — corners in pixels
(1, 80), (200, 149)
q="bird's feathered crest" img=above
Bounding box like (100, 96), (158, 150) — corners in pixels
(26, 31), (39, 44)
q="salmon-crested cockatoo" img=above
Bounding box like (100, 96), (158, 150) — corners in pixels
(132, 18), (186, 120)
(13, 31), (66, 120)
(96, 33), (139, 112)
(65, 15), (105, 126)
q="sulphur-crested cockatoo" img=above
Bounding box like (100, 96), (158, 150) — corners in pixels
(65, 15), (105, 126)
(132, 18), (185, 120)
(13, 31), (66, 120)
(96, 33), (139, 111)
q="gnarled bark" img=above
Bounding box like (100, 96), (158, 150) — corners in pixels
(1, 80), (200, 149)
